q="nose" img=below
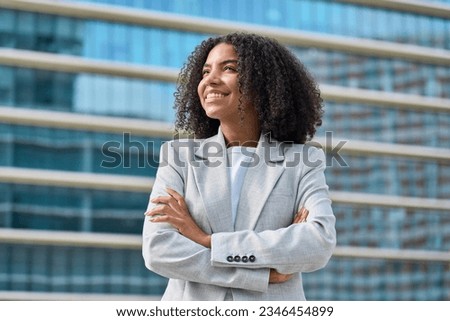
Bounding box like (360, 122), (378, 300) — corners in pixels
(203, 68), (221, 86)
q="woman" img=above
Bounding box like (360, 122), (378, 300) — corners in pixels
(142, 32), (336, 300)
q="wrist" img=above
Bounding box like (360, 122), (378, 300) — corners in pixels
(202, 234), (212, 248)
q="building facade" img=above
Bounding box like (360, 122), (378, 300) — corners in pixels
(0, 0), (449, 300)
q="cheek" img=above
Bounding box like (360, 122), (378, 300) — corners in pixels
(229, 78), (241, 97)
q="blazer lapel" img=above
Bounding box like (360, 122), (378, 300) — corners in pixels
(234, 133), (285, 231)
(192, 129), (234, 233)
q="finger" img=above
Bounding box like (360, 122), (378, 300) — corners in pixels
(293, 209), (302, 223)
(299, 207), (309, 223)
(166, 188), (188, 210)
(151, 195), (172, 203)
(166, 188), (184, 204)
(151, 195), (178, 208)
(151, 194), (185, 213)
(151, 214), (187, 234)
(293, 207), (309, 223)
(150, 211), (178, 226)
(145, 204), (174, 217)
(166, 187), (182, 199)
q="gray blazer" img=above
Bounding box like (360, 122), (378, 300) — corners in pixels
(142, 129), (336, 300)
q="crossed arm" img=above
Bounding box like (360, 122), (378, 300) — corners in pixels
(145, 188), (310, 284)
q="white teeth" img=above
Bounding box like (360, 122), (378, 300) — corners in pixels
(206, 93), (226, 99)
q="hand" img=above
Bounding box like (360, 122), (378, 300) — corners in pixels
(293, 206), (309, 224)
(269, 268), (294, 284)
(145, 188), (211, 248)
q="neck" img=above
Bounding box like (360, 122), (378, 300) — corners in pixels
(221, 120), (260, 148)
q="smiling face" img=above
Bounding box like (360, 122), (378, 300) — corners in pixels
(197, 43), (244, 124)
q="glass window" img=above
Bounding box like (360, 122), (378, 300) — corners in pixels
(0, 243), (168, 295)
(0, 125), (164, 176)
(0, 10), (15, 48)
(304, 258), (448, 300)
(0, 184), (150, 234)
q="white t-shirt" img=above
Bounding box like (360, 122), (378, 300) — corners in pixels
(226, 146), (256, 226)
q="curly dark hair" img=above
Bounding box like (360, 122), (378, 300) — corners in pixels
(174, 32), (323, 144)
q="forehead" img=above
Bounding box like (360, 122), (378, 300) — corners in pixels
(204, 43), (238, 63)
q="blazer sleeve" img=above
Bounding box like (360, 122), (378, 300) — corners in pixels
(142, 142), (270, 293)
(210, 147), (336, 274)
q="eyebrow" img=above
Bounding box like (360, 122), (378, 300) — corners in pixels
(203, 59), (238, 68)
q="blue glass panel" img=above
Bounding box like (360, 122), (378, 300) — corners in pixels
(0, 244), (9, 290)
(332, 204), (450, 251)
(0, 10), (16, 48)
(325, 154), (450, 199)
(303, 258), (449, 300)
(0, 243), (168, 295)
(0, 124), (164, 177)
(0, 183), (150, 234)
(14, 141), (83, 171)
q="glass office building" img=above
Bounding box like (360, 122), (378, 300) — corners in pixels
(0, 0), (449, 300)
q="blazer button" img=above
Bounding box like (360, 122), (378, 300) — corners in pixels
(227, 256), (234, 262)
(249, 255), (256, 262)
(233, 255), (241, 262)
(242, 256), (248, 263)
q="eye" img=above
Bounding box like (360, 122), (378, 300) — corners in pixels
(224, 65), (237, 72)
(202, 69), (211, 78)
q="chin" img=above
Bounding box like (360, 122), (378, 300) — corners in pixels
(203, 107), (222, 120)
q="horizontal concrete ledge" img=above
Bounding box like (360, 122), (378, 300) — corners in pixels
(0, 48), (180, 83)
(0, 290), (160, 301)
(0, 227), (142, 249)
(0, 105), (175, 138)
(0, 166), (154, 193)
(330, 191), (450, 211)
(0, 228), (448, 263)
(1, 49), (449, 114)
(333, 245), (450, 263)
(320, 84), (450, 114)
(0, 167), (450, 212)
(337, 0), (450, 19)
(313, 136), (450, 163)
(0, 0), (449, 65)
